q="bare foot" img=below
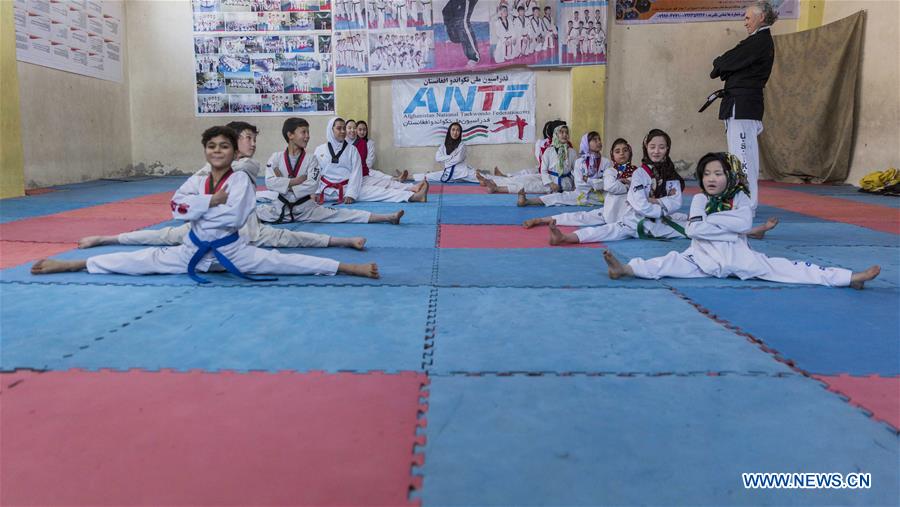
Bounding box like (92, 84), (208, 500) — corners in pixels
(493, 166), (506, 177)
(485, 179), (500, 194)
(517, 189), (527, 207)
(849, 265), (880, 290)
(411, 181), (428, 202)
(398, 169), (409, 182)
(475, 172), (488, 186)
(331, 237), (367, 250)
(390, 209), (405, 224)
(31, 258), (87, 274)
(523, 217), (550, 229)
(338, 262), (380, 279)
(78, 235), (117, 249)
(548, 220), (566, 245)
(603, 250), (633, 279)
(747, 216), (780, 240)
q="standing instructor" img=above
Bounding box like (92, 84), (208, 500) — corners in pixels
(709, 0), (778, 213)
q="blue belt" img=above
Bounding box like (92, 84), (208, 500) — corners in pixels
(187, 229), (277, 284)
(441, 164), (456, 183)
(547, 170), (573, 192)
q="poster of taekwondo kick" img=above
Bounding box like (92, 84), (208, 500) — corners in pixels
(335, 0), (606, 77)
(392, 70), (535, 147)
(191, 0), (336, 116)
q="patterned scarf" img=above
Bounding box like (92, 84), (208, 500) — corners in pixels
(579, 133), (602, 178)
(552, 125), (569, 174)
(704, 153), (750, 214)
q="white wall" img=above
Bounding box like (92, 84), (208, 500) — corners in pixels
(125, 0), (333, 174)
(604, 15), (797, 174)
(823, 1), (900, 184)
(17, 15), (132, 187)
(15, 0), (897, 187)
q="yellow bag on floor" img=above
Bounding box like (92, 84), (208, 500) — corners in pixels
(859, 168), (900, 192)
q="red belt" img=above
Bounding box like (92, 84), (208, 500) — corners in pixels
(318, 177), (350, 204)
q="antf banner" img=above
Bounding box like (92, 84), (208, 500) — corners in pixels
(392, 70), (535, 147)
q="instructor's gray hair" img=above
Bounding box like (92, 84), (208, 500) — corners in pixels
(751, 0), (779, 26)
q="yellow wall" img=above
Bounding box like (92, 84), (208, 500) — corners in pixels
(1, 0), (25, 198)
(798, 0), (826, 31)
(336, 77), (369, 122)
(569, 66), (606, 145)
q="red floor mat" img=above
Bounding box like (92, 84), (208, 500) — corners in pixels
(813, 374), (900, 430)
(439, 224), (602, 248)
(0, 217), (159, 243)
(0, 241), (77, 268)
(1, 370), (427, 506)
(759, 186), (900, 234)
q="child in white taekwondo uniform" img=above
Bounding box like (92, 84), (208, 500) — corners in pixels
(259, 117), (411, 223)
(78, 121), (368, 251)
(316, 117), (429, 203)
(353, 120), (425, 192)
(481, 124), (575, 195)
(482, 119), (564, 182)
(547, 128), (689, 245)
(517, 131), (609, 207)
(412, 122), (483, 183)
(32, 126), (380, 280)
(524, 137), (779, 237)
(603, 152), (881, 289)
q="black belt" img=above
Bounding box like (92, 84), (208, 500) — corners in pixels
(273, 194), (311, 223)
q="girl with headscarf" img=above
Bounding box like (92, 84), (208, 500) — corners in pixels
(413, 122), (482, 183)
(603, 152), (881, 288)
(486, 119), (563, 179)
(518, 131), (609, 207)
(316, 117), (428, 203)
(539, 124), (577, 192)
(354, 120), (426, 193)
(546, 128), (689, 245)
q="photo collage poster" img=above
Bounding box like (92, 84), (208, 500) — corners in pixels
(192, 0), (335, 116)
(334, 0), (606, 77)
(13, 0), (124, 83)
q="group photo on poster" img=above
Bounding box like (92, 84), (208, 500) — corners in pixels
(560, 1), (606, 64)
(392, 70), (536, 147)
(615, 0), (797, 23)
(191, 0), (335, 115)
(489, 1), (559, 66)
(368, 30), (436, 73)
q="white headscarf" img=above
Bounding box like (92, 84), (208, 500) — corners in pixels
(326, 117), (346, 152)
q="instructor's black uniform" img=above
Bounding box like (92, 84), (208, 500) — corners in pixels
(710, 26), (774, 121)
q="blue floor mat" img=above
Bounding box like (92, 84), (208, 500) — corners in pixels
(440, 205), (592, 225)
(441, 194), (524, 207)
(0, 245), (434, 286)
(437, 248), (662, 288)
(760, 222), (900, 247)
(753, 205), (824, 223)
(786, 245), (900, 288)
(335, 202), (439, 225)
(430, 288), (791, 374)
(281, 223), (437, 248)
(676, 287), (900, 375)
(52, 286), (430, 373)
(0, 283), (190, 370)
(420, 375), (899, 507)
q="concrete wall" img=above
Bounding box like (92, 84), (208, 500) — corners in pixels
(604, 1), (899, 183)
(12, 0), (897, 187)
(16, 0), (132, 188)
(604, 14), (797, 175)
(368, 69), (571, 174)
(124, 0), (335, 174)
(823, 1), (900, 184)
